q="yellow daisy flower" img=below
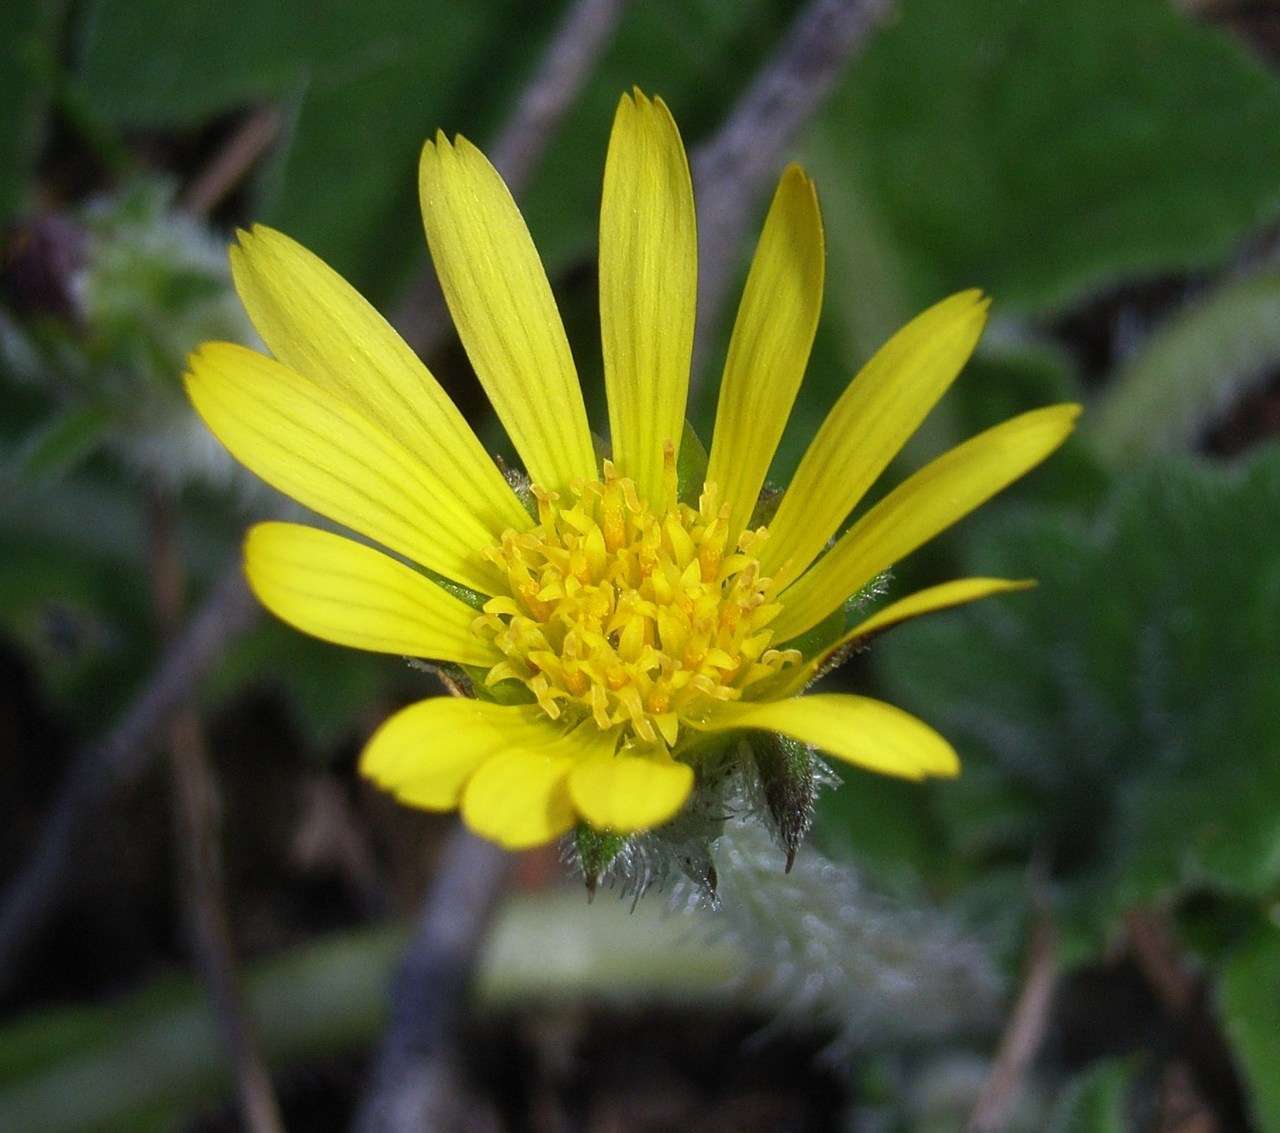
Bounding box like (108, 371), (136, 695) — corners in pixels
(184, 91), (1079, 853)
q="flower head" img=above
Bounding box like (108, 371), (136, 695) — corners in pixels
(185, 90), (1079, 855)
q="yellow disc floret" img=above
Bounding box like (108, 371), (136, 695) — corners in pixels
(473, 448), (801, 748)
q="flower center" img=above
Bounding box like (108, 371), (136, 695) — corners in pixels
(473, 455), (800, 747)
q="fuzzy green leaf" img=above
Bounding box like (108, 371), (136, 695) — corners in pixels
(824, 0), (1280, 314)
(876, 449), (1280, 930)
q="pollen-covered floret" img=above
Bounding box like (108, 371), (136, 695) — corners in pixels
(474, 448), (800, 747)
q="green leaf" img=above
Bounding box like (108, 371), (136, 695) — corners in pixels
(824, 0), (1280, 313)
(0, 0), (60, 223)
(815, 774), (940, 895)
(1047, 1058), (1134, 1133)
(3, 404), (110, 487)
(75, 0), (533, 300)
(876, 449), (1280, 933)
(676, 418), (708, 505)
(78, 1), (308, 126)
(1093, 272), (1280, 463)
(1222, 923), (1280, 1132)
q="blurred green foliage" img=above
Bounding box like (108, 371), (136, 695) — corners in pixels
(77, 0), (535, 298)
(860, 452), (1280, 1127)
(1048, 1058), (1134, 1133)
(873, 451), (1280, 919)
(826, 0), (1280, 315)
(1223, 923), (1280, 1130)
(0, 1), (60, 219)
(74, 0), (796, 304)
(1094, 273), (1280, 461)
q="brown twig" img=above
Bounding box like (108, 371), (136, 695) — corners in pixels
(967, 883), (1057, 1133)
(1126, 908), (1253, 1131)
(353, 825), (514, 1133)
(0, 560), (259, 990)
(690, 0), (895, 386)
(392, 0), (630, 355)
(180, 106), (282, 218)
(148, 486), (283, 1133)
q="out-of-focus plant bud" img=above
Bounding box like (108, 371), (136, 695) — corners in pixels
(78, 179), (251, 400)
(1, 214), (87, 323)
(3, 178), (256, 488)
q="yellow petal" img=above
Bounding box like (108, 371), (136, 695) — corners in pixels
(568, 752), (694, 833)
(244, 522), (496, 665)
(842, 576), (1034, 642)
(759, 291), (991, 589)
(186, 342), (505, 595)
(229, 226), (528, 541)
(599, 90), (697, 506)
(706, 164), (824, 544)
(361, 699), (558, 810)
(419, 134), (596, 493)
(767, 577), (1035, 698)
(697, 694), (958, 780)
(462, 750), (577, 850)
(773, 404), (1081, 642)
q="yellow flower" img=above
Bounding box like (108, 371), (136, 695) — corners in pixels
(185, 91), (1079, 851)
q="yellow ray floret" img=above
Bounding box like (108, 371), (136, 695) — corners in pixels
(244, 522), (497, 666)
(759, 290), (991, 590)
(772, 403), (1081, 642)
(694, 693), (959, 781)
(185, 341), (511, 595)
(419, 133), (597, 494)
(599, 89), (697, 505)
(185, 88), (1081, 850)
(706, 163), (824, 548)
(228, 226), (530, 543)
